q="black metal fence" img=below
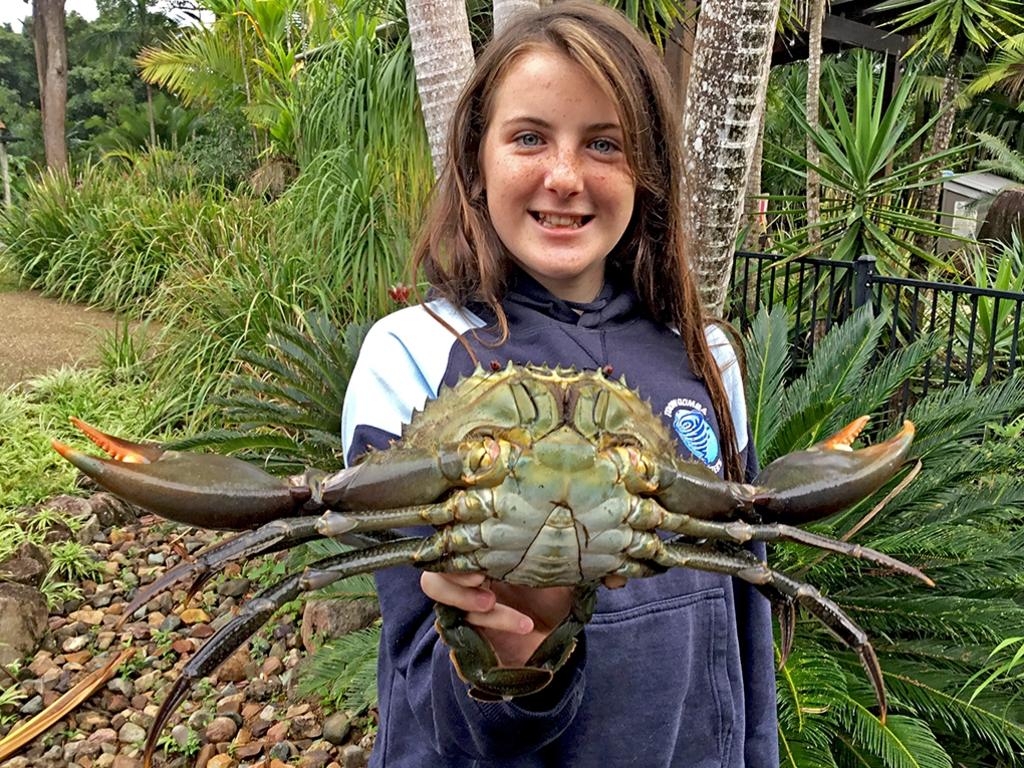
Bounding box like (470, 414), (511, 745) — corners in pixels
(728, 251), (1024, 403)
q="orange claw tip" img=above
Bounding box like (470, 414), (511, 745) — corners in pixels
(69, 417), (162, 464)
(821, 416), (871, 450)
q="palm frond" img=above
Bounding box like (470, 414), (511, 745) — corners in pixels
(297, 625), (381, 714)
(745, 306), (792, 456)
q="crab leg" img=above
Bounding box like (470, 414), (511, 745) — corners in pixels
(119, 516), (325, 622)
(652, 540), (888, 722)
(630, 501), (932, 585)
(142, 538), (426, 768)
(53, 419), (510, 529)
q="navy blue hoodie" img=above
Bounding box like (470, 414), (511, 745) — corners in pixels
(342, 273), (778, 767)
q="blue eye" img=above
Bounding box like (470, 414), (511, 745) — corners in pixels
(591, 138), (618, 154)
(516, 132), (542, 147)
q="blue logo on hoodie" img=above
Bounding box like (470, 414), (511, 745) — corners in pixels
(667, 403), (720, 467)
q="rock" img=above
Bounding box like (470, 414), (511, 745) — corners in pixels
(0, 582), (49, 667)
(62, 634), (90, 653)
(194, 743), (219, 768)
(188, 709), (213, 731)
(262, 656), (284, 676)
(111, 756), (144, 768)
(216, 646), (252, 683)
(266, 720), (291, 743)
(216, 692), (245, 716)
(88, 727), (118, 744)
(75, 513), (102, 544)
(322, 712), (351, 745)
(179, 608), (211, 625)
(218, 578), (251, 598)
(268, 740), (294, 760)
(301, 599), (380, 652)
(0, 541), (50, 586)
(118, 721), (147, 744)
(206, 754), (236, 768)
(72, 608), (106, 625)
(300, 750), (331, 768)
(170, 723), (193, 750)
(89, 493), (140, 528)
(19, 694), (43, 715)
(340, 745), (368, 768)
(134, 670), (161, 693)
(106, 677), (134, 698)
(205, 715), (239, 743)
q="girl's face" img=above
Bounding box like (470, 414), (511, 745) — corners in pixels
(479, 48), (636, 303)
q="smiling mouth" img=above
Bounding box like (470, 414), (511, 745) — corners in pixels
(531, 211), (593, 229)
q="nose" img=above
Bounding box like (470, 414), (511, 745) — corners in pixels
(544, 149), (583, 196)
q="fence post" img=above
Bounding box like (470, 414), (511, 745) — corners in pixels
(853, 254), (876, 310)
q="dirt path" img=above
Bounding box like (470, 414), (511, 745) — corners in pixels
(0, 290), (131, 389)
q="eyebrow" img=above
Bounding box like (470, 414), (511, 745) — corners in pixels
(501, 116), (623, 132)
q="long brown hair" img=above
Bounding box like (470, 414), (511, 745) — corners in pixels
(411, 0), (743, 480)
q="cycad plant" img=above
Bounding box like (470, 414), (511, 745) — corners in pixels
(747, 305), (1024, 766)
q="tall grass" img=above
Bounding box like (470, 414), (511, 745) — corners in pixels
(0, 19), (433, 426)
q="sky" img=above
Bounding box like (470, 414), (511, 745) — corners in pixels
(1, 1), (100, 33)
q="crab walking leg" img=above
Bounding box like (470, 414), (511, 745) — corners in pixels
(627, 500), (933, 586)
(141, 538), (426, 768)
(120, 516), (325, 622)
(651, 540), (888, 721)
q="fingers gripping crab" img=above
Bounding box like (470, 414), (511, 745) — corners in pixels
(52, 364), (927, 765)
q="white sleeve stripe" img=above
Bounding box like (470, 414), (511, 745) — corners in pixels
(705, 324), (749, 453)
(341, 301), (486, 465)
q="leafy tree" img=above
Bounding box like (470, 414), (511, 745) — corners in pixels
(877, 0), (1024, 255)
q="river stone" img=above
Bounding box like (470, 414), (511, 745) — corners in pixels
(0, 541), (50, 586)
(301, 598), (380, 652)
(0, 581), (48, 666)
(322, 712), (351, 745)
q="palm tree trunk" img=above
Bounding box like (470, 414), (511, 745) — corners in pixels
(740, 109), (766, 251)
(145, 83), (157, 146)
(32, 0), (68, 172)
(914, 57), (961, 263)
(805, 0), (824, 244)
(406, 0), (476, 177)
(493, 0), (539, 37)
(682, 0), (781, 316)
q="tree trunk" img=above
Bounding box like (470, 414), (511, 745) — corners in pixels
(682, 0), (781, 316)
(145, 83), (157, 146)
(664, 0), (698, 116)
(493, 0), (539, 38)
(406, 0), (476, 178)
(32, 0), (68, 172)
(805, 0), (824, 244)
(914, 57), (961, 263)
(740, 109), (766, 251)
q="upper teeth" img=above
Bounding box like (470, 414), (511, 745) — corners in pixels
(538, 213), (583, 228)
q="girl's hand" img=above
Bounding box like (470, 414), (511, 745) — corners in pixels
(420, 572), (573, 667)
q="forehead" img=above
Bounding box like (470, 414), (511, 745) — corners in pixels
(484, 46), (621, 123)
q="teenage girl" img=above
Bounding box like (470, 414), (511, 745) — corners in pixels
(341, 2), (778, 765)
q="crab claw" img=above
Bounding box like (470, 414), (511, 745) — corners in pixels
(52, 418), (311, 530)
(753, 418), (915, 525)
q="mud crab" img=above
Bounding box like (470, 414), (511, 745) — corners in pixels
(52, 364), (927, 764)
